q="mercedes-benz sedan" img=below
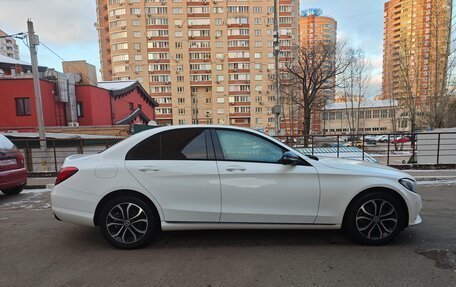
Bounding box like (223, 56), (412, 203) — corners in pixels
(51, 125), (421, 249)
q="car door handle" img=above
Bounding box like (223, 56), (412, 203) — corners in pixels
(226, 167), (246, 172)
(139, 166), (160, 172)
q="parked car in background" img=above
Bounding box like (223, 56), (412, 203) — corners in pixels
(51, 125), (422, 249)
(0, 134), (27, 195)
(392, 136), (410, 144)
(375, 135), (389, 143)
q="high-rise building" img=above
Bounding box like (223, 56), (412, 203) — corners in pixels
(96, 0), (299, 134)
(297, 9), (337, 134)
(382, 0), (452, 108)
(0, 30), (20, 60)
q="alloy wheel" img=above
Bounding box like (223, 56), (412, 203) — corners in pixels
(106, 202), (149, 244)
(355, 199), (398, 240)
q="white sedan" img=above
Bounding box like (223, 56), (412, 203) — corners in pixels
(51, 125), (422, 249)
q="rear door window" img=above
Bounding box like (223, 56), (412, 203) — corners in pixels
(126, 128), (209, 160)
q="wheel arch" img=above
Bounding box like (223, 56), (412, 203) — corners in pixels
(93, 189), (162, 227)
(342, 187), (409, 229)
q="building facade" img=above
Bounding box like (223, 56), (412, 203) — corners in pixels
(95, 0), (299, 134)
(0, 30), (20, 60)
(0, 78), (157, 132)
(323, 99), (408, 135)
(382, 0), (452, 108)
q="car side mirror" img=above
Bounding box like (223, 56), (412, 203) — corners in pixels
(281, 151), (299, 165)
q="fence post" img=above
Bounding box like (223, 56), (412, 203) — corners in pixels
(337, 135), (340, 158)
(362, 134), (365, 161)
(311, 135), (314, 156)
(436, 133), (441, 165)
(25, 140), (33, 172)
(53, 140), (58, 172)
(387, 135), (390, 166)
(78, 139), (84, 154)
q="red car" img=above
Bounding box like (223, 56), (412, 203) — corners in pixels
(0, 134), (27, 195)
(392, 136), (410, 143)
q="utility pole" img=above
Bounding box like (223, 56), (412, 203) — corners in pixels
(27, 19), (46, 149)
(272, 0), (281, 136)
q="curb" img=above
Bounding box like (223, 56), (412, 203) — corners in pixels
(415, 176), (456, 182)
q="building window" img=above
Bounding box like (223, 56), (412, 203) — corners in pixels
(76, 102), (84, 117)
(138, 104), (142, 110)
(129, 102), (134, 111)
(15, 98), (31, 116)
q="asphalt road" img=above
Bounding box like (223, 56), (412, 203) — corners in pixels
(1, 182), (455, 287)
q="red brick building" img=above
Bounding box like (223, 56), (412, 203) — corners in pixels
(0, 78), (158, 132)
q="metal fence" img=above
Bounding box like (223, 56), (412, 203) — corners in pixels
(277, 131), (456, 167)
(10, 138), (124, 175)
(8, 131), (456, 176)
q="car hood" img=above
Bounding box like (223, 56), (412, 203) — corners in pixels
(316, 157), (413, 179)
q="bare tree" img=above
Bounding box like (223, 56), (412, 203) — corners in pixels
(338, 48), (372, 135)
(280, 40), (355, 146)
(425, 2), (456, 129)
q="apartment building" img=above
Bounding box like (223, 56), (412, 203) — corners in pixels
(96, 0), (299, 134)
(382, 0), (452, 108)
(0, 29), (20, 60)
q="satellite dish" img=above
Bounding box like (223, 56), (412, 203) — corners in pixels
(148, 120), (158, 126)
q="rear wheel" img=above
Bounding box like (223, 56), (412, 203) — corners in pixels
(1, 184), (25, 195)
(344, 191), (406, 245)
(99, 195), (159, 249)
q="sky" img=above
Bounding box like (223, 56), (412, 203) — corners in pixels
(0, 0), (386, 95)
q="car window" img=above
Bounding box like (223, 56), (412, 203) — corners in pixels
(126, 128), (208, 160)
(215, 129), (283, 163)
(161, 128), (207, 160)
(0, 134), (15, 151)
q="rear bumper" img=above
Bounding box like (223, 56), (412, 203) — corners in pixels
(0, 168), (27, 190)
(51, 184), (99, 227)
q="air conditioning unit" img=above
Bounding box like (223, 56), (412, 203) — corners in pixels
(266, 90), (270, 94)
(121, 26), (126, 29)
(267, 111), (271, 115)
(125, 60), (129, 63)
(258, 90), (262, 94)
(188, 23), (192, 27)
(116, 14), (120, 18)
(161, 0), (166, 5)
(215, 35), (220, 38)
(147, 13), (152, 17)
(203, 0), (208, 4)
(136, 48), (140, 52)
(68, 122), (79, 127)
(206, 69), (211, 72)
(129, 1), (133, 5)
(177, 24), (182, 28)
(154, 59), (159, 62)
(148, 36), (152, 40)
(136, 14), (141, 17)
(204, 58), (209, 62)
(213, 0), (218, 3)
(189, 35), (194, 39)
(216, 80), (221, 84)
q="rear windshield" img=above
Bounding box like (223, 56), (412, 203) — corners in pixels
(0, 134), (15, 150)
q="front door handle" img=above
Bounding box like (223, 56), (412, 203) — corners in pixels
(226, 167), (246, 172)
(139, 166), (160, 173)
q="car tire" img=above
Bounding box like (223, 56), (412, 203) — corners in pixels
(344, 191), (406, 245)
(99, 195), (159, 249)
(1, 184), (25, 195)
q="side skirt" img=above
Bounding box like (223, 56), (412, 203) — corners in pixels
(161, 222), (341, 231)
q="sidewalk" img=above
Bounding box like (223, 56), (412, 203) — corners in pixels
(24, 170), (456, 189)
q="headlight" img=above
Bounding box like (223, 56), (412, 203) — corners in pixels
(399, 178), (417, 193)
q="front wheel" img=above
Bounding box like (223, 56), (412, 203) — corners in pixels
(99, 195), (159, 249)
(344, 191), (406, 245)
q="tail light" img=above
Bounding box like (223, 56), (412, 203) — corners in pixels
(55, 167), (79, 185)
(16, 153), (25, 168)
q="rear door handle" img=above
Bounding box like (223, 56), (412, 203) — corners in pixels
(139, 166), (160, 172)
(226, 167), (246, 172)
